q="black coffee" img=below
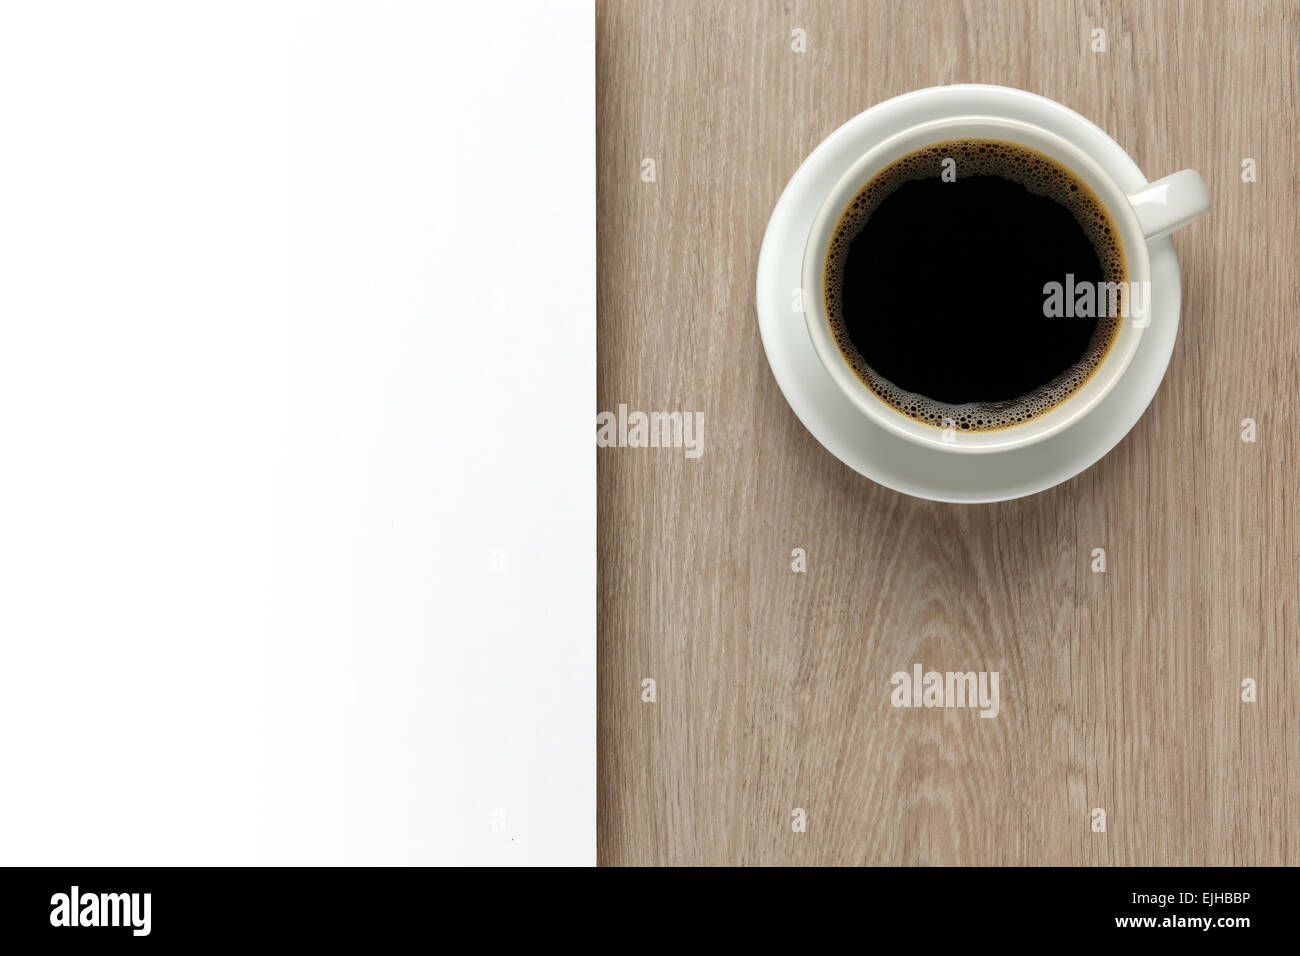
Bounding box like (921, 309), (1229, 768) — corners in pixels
(824, 139), (1127, 431)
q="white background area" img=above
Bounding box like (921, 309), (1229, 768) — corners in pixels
(0, 1), (594, 865)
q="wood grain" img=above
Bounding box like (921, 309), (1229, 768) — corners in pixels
(597, 0), (1299, 866)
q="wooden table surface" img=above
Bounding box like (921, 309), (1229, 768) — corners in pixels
(596, 0), (1299, 866)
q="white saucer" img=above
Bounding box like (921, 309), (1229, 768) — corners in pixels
(756, 84), (1183, 503)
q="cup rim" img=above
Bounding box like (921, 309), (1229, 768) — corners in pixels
(801, 114), (1152, 455)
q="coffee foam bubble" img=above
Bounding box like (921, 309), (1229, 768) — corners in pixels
(823, 139), (1128, 432)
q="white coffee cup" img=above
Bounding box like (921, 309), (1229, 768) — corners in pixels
(800, 115), (1210, 454)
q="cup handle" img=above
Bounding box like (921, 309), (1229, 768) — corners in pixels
(1126, 170), (1211, 240)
